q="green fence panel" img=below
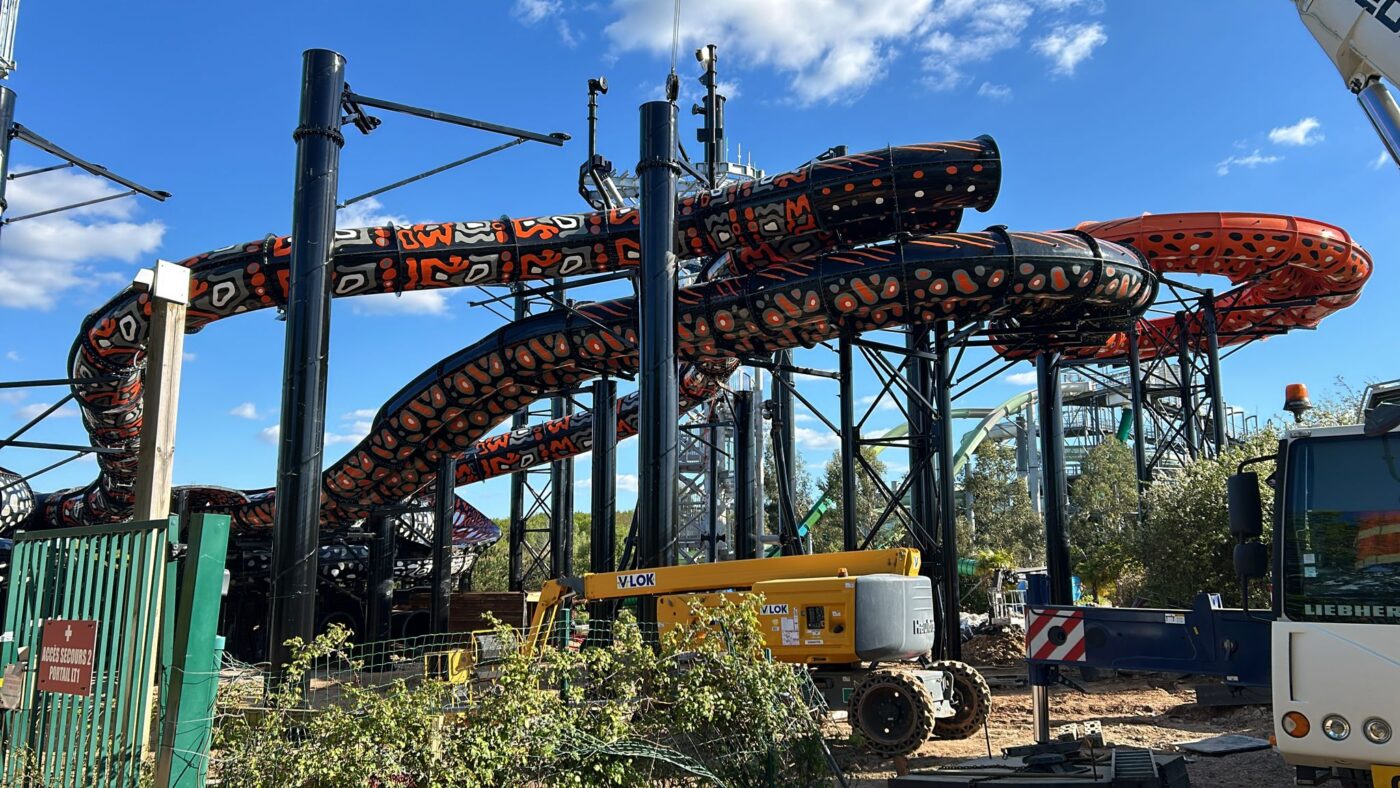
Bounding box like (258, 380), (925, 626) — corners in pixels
(0, 518), (172, 787)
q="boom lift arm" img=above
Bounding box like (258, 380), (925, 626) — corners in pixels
(525, 547), (921, 654)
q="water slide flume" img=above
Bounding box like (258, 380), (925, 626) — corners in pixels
(8, 139), (1001, 532)
(259, 228), (1156, 527)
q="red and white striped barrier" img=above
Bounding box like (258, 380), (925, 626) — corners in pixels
(1026, 607), (1087, 662)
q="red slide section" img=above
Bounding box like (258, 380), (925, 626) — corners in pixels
(1075, 213), (1372, 359)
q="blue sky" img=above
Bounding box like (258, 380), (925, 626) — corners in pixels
(0, 0), (1395, 519)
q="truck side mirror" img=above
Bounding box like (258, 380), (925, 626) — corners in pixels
(1227, 472), (1263, 539)
(1234, 542), (1268, 580)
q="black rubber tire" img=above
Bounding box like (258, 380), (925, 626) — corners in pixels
(927, 660), (993, 740)
(849, 668), (937, 757)
(1337, 768), (1374, 788)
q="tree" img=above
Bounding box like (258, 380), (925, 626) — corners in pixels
(810, 446), (889, 553)
(959, 440), (1044, 565)
(1132, 429), (1279, 607)
(763, 444), (815, 545)
(1067, 438), (1140, 603)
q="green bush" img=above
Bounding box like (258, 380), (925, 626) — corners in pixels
(215, 597), (824, 787)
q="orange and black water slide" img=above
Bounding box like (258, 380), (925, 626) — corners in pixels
(0, 137), (1372, 556)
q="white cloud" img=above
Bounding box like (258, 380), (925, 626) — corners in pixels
(1004, 370), (1037, 385)
(1216, 150), (1283, 176)
(1371, 150), (1392, 170)
(0, 391), (24, 405)
(344, 408), (377, 420)
(1032, 22), (1107, 75)
(1268, 117), (1323, 147)
(5, 351), (20, 362)
(258, 425), (279, 444)
(351, 290), (449, 316)
(857, 394), (901, 412)
(0, 166), (165, 310)
(606, 0), (934, 104)
(603, 0), (1103, 103)
(977, 82), (1012, 100)
(229, 402), (262, 420)
(336, 197), (410, 229)
(512, 0), (577, 47)
(14, 402), (77, 420)
(795, 425), (839, 450)
(182, 352), (197, 362)
(617, 473), (639, 494)
(794, 411), (816, 423)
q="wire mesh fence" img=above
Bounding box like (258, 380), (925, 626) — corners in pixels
(193, 609), (838, 787)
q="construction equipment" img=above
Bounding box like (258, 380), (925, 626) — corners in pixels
(1295, 0), (1400, 167)
(526, 547), (992, 757)
(1025, 382), (1400, 787)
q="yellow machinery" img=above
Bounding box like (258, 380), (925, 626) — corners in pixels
(526, 548), (991, 756)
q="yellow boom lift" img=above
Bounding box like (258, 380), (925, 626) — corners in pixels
(526, 547), (991, 756)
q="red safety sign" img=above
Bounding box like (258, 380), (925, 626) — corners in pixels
(1025, 607), (1086, 662)
(36, 620), (98, 696)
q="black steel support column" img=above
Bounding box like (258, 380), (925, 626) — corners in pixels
(590, 378), (617, 573)
(934, 323), (960, 661)
(1201, 291), (1228, 452)
(431, 453), (457, 633)
(507, 285), (529, 592)
(366, 511), (396, 644)
(906, 328), (938, 555)
(732, 390), (759, 560)
(773, 352), (798, 552)
(1175, 311), (1197, 459)
(1036, 352), (1072, 605)
(269, 49), (346, 675)
(1126, 325), (1149, 488)
(0, 87), (15, 222)
(549, 396), (574, 578)
(838, 333), (859, 552)
(636, 100), (679, 625)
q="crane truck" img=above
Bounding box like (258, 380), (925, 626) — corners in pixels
(1294, 0), (1400, 167)
(1025, 381), (1400, 787)
(525, 547), (993, 757)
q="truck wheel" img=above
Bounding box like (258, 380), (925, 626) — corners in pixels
(927, 660), (992, 740)
(849, 668), (936, 757)
(1336, 768), (1374, 788)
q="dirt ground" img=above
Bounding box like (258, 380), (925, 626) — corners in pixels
(832, 674), (1294, 787)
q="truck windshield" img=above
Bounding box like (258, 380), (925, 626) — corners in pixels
(1282, 432), (1400, 623)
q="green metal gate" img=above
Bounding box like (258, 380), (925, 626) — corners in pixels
(0, 517), (173, 786)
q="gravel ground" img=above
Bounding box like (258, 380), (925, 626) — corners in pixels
(832, 674), (1294, 787)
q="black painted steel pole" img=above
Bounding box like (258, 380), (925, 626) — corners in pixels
(838, 332), (859, 552)
(906, 327), (938, 556)
(507, 285), (528, 592)
(431, 453), (457, 633)
(1175, 311), (1197, 460)
(269, 49), (346, 677)
(0, 87), (15, 225)
(367, 511), (396, 645)
(590, 378), (617, 573)
(636, 100), (678, 625)
(1201, 291), (1228, 453)
(1126, 324), (1149, 489)
(732, 390), (758, 560)
(935, 322), (961, 661)
(773, 353), (798, 552)
(1036, 352), (1072, 605)
(550, 395), (574, 578)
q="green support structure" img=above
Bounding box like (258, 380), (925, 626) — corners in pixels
(154, 513), (231, 788)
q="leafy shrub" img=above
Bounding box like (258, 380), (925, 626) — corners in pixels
(215, 597), (824, 787)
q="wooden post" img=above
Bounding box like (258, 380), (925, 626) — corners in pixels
(131, 260), (190, 752)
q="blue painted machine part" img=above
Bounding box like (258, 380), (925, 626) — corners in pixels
(1023, 575), (1273, 688)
